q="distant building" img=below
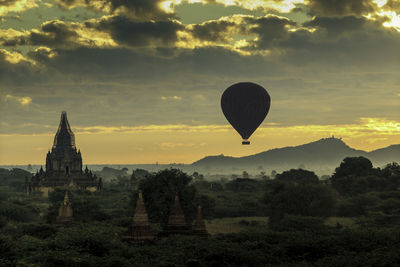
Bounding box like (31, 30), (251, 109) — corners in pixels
(122, 191), (156, 244)
(159, 194), (191, 237)
(192, 206), (209, 239)
(158, 194), (209, 238)
(26, 111), (102, 196)
(122, 192), (209, 243)
(56, 191), (73, 224)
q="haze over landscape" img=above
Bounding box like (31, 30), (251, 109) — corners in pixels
(0, 0), (399, 164)
(1, 1), (400, 266)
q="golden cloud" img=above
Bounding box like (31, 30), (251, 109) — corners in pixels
(161, 95), (182, 100)
(21, 117), (394, 137)
(0, 0), (38, 16)
(5, 94), (32, 105)
(0, 49), (34, 65)
(167, 0), (305, 13)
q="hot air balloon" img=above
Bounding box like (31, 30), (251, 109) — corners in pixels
(221, 82), (271, 145)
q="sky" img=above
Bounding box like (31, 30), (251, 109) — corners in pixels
(0, 0), (399, 165)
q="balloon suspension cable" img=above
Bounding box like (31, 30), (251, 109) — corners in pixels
(242, 140), (250, 145)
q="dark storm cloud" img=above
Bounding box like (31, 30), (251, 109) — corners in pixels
(55, 0), (174, 20)
(86, 15), (183, 47)
(1, 15), (183, 49)
(244, 15), (296, 49)
(2, 20), (82, 48)
(187, 15), (295, 46)
(304, 16), (368, 36)
(0, 50), (37, 87)
(23, 46), (278, 83)
(307, 0), (378, 17)
(279, 16), (400, 68)
(190, 20), (237, 42)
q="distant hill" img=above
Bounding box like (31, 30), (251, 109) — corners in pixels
(192, 137), (400, 173)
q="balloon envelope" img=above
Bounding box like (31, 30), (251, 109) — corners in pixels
(221, 82), (270, 143)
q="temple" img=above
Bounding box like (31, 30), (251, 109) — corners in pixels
(122, 191), (156, 243)
(122, 192), (209, 243)
(192, 206), (209, 238)
(56, 191), (73, 224)
(159, 194), (191, 237)
(26, 111), (102, 196)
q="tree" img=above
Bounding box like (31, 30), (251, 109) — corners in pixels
(138, 168), (197, 226)
(47, 189), (108, 222)
(332, 157), (374, 179)
(275, 169), (319, 184)
(130, 170), (137, 188)
(331, 157), (389, 195)
(265, 183), (336, 225)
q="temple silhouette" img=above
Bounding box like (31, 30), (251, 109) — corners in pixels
(56, 191), (73, 224)
(123, 192), (209, 243)
(25, 111), (102, 196)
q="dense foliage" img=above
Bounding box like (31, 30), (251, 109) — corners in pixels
(0, 157), (400, 266)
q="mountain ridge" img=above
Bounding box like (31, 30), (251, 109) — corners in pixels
(192, 137), (399, 171)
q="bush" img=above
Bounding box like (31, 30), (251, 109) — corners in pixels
(269, 215), (326, 231)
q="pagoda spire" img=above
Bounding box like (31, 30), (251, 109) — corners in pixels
(133, 191), (149, 227)
(56, 191), (73, 224)
(167, 194), (187, 228)
(193, 205), (209, 238)
(53, 111), (76, 150)
(129, 190), (156, 242)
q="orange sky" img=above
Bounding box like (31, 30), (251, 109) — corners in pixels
(1, 118), (398, 165)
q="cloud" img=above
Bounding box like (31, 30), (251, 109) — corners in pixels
(86, 15), (184, 47)
(161, 95), (182, 100)
(1, 15), (183, 49)
(55, 0), (175, 20)
(4, 94), (32, 105)
(159, 142), (206, 150)
(189, 17), (238, 42)
(183, 0), (305, 13)
(0, 0), (38, 16)
(1, 19), (117, 49)
(244, 14), (296, 49)
(2, 118), (398, 140)
(307, 0), (378, 17)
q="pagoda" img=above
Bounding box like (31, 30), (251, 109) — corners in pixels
(122, 191), (156, 243)
(192, 206), (209, 238)
(159, 194), (191, 237)
(56, 191), (73, 224)
(26, 111), (102, 196)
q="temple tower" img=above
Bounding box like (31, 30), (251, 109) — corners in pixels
(131, 191), (156, 242)
(160, 194), (190, 237)
(56, 191), (73, 224)
(28, 111), (101, 193)
(193, 206), (209, 238)
(46, 111), (82, 175)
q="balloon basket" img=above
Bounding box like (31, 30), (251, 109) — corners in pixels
(242, 140), (250, 145)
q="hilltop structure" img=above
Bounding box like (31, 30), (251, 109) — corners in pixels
(56, 191), (73, 224)
(26, 111), (102, 196)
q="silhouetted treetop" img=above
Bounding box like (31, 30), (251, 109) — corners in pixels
(275, 169), (319, 184)
(333, 157), (374, 178)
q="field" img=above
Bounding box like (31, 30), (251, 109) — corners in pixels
(206, 216), (356, 234)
